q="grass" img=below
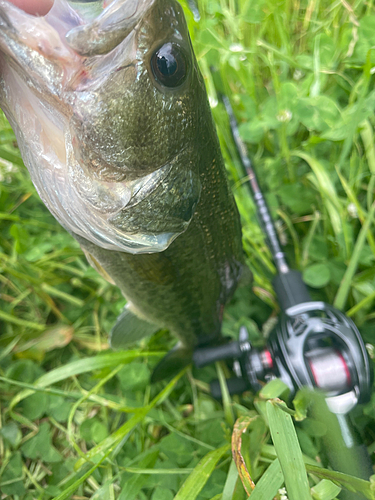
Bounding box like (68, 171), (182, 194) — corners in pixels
(1, 0), (375, 499)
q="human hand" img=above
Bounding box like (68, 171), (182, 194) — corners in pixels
(7, 0), (53, 15)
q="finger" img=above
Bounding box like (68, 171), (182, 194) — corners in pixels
(6, 0), (54, 15)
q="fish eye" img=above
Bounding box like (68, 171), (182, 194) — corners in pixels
(151, 43), (188, 88)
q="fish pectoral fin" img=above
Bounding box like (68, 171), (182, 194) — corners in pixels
(151, 343), (192, 382)
(110, 307), (160, 350)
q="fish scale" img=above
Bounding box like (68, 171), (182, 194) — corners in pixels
(0, 0), (246, 377)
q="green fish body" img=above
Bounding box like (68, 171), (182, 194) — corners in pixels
(0, 0), (244, 364)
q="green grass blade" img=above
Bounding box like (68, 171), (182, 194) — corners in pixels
(292, 151), (343, 238)
(305, 465), (374, 500)
(52, 452), (110, 500)
(40, 282), (85, 307)
(173, 444), (230, 500)
(266, 400), (312, 500)
(249, 459), (284, 500)
(1, 375), (137, 412)
(346, 289), (375, 317)
(334, 202), (375, 310)
(261, 443), (320, 467)
(335, 167), (375, 255)
(259, 378), (290, 400)
(337, 52), (373, 170)
(0, 147), (25, 166)
(0, 310), (45, 330)
(9, 350), (164, 411)
(311, 479), (341, 500)
(75, 369), (187, 469)
(215, 362), (235, 426)
(360, 120), (375, 175)
(118, 449), (159, 500)
(123, 468), (193, 474)
(221, 460), (239, 500)
(67, 364), (124, 459)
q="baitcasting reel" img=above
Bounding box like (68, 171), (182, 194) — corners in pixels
(193, 287), (375, 491)
(194, 298), (373, 415)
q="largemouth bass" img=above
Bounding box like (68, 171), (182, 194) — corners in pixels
(0, 0), (245, 376)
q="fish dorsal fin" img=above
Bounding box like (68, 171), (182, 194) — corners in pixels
(110, 306), (160, 349)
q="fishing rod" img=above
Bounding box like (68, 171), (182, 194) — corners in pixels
(193, 96), (373, 497)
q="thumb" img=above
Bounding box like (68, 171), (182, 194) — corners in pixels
(5, 0), (54, 15)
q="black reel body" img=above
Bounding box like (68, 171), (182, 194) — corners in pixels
(269, 301), (372, 412)
(194, 300), (373, 413)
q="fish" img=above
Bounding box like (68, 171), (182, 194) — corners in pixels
(0, 0), (245, 379)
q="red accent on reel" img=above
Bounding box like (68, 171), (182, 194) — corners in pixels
(338, 351), (351, 386)
(262, 349), (273, 369)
